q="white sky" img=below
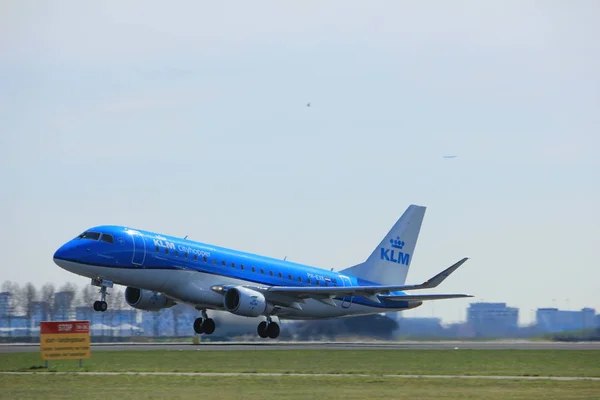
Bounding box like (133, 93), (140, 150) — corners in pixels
(1, 1), (598, 325)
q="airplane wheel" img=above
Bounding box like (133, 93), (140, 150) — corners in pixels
(193, 318), (204, 334)
(267, 322), (280, 339)
(99, 301), (108, 312)
(93, 301), (100, 311)
(203, 318), (215, 335)
(257, 321), (268, 338)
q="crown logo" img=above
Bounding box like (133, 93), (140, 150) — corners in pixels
(390, 236), (405, 249)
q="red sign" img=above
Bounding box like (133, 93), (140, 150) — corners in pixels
(40, 321), (90, 334)
(40, 320), (91, 361)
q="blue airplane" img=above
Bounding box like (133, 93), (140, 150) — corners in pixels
(53, 204), (472, 339)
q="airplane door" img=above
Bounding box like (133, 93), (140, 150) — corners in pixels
(340, 275), (353, 309)
(129, 230), (146, 266)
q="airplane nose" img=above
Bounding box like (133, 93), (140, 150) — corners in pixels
(53, 242), (71, 261)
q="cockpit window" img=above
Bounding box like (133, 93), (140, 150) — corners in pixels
(100, 234), (114, 244)
(78, 231), (101, 240)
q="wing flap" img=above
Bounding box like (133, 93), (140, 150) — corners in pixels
(383, 294), (473, 301)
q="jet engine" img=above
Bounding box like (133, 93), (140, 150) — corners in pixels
(223, 286), (267, 317)
(125, 287), (176, 311)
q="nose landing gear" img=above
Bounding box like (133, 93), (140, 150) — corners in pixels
(93, 299), (107, 312)
(193, 309), (216, 335)
(91, 277), (112, 312)
(257, 316), (280, 339)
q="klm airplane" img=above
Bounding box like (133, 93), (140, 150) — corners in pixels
(53, 204), (472, 339)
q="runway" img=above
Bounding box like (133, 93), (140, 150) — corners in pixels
(2, 340), (600, 353)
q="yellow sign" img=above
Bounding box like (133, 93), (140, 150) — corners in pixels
(40, 321), (91, 360)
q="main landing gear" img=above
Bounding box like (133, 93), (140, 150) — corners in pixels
(193, 309), (216, 335)
(91, 277), (112, 312)
(257, 316), (280, 339)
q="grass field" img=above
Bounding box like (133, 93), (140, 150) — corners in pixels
(1, 350), (599, 399)
(1, 350), (599, 377)
(1, 375), (599, 400)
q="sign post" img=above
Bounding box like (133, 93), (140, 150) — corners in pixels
(40, 320), (91, 367)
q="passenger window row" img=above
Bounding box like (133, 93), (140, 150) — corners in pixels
(154, 245), (338, 286)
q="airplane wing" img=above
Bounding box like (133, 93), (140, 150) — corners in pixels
(263, 257), (471, 304)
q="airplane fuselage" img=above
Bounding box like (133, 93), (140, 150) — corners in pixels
(53, 225), (420, 320)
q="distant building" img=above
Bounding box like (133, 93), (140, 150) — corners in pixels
(75, 306), (95, 324)
(536, 308), (597, 332)
(467, 302), (519, 337)
(140, 305), (198, 337)
(582, 308), (597, 329)
(30, 301), (47, 328)
(0, 292), (13, 317)
(53, 291), (75, 320)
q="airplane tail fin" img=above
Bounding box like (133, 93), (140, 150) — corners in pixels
(340, 205), (426, 285)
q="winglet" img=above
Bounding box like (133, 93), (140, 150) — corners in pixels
(421, 257), (469, 288)
(399, 257), (469, 291)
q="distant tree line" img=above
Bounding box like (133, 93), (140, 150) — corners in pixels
(1, 280), (125, 318)
(294, 314), (399, 340)
(1, 280), (402, 340)
(549, 327), (600, 342)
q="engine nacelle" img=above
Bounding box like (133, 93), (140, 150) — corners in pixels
(125, 287), (176, 311)
(223, 286), (267, 317)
